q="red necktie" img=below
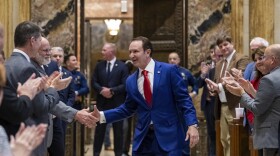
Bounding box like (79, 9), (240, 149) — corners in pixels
(142, 70), (152, 107)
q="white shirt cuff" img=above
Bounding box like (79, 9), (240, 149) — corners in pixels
(218, 83), (227, 102)
(99, 111), (106, 123)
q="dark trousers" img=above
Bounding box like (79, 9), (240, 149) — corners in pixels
(123, 117), (133, 155)
(132, 127), (182, 156)
(72, 102), (82, 156)
(263, 148), (279, 156)
(94, 120), (123, 156)
(48, 118), (65, 156)
(203, 100), (216, 156)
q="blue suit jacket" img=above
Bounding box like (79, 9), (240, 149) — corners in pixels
(104, 61), (198, 152)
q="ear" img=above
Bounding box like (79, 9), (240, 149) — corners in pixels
(146, 49), (151, 57)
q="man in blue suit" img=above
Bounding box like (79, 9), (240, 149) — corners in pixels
(93, 36), (199, 155)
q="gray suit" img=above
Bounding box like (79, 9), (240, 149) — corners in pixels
(0, 52), (60, 155)
(241, 66), (280, 149)
(31, 59), (78, 148)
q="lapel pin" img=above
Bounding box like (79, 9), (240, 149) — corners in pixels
(115, 64), (118, 66)
(157, 71), (160, 74)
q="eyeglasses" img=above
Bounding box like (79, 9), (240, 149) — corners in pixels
(42, 49), (51, 53)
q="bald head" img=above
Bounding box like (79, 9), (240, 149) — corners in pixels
(266, 44), (280, 62)
(168, 52), (180, 65)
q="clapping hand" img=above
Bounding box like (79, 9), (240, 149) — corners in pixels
(46, 71), (72, 91)
(17, 73), (45, 100)
(10, 123), (47, 156)
(231, 68), (243, 80)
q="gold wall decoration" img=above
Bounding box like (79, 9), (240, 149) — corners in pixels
(0, 0), (30, 58)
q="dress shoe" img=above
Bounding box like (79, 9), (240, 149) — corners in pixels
(105, 146), (114, 151)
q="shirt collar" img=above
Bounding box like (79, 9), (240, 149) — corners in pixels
(13, 48), (31, 62)
(138, 59), (155, 77)
(225, 50), (236, 62)
(108, 57), (116, 65)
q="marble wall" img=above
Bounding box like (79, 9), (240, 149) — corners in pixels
(188, 0), (231, 72)
(31, 0), (76, 54)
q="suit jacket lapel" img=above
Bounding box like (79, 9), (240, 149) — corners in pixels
(152, 61), (161, 103)
(132, 70), (150, 109)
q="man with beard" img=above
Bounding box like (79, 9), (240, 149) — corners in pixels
(32, 37), (98, 156)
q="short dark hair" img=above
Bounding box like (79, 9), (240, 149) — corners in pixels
(216, 35), (232, 46)
(14, 21), (42, 47)
(64, 53), (75, 64)
(209, 43), (216, 50)
(131, 36), (153, 57)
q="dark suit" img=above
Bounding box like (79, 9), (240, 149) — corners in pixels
(0, 52), (60, 155)
(103, 61), (198, 155)
(44, 60), (75, 156)
(197, 67), (216, 156)
(92, 59), (129, 156)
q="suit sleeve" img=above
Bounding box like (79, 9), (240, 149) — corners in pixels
(66, 81), (76, 107)
(92, 65), (103, 94)
(170, 66), (198, 126)
(77, 74), (89, 96)
(0, 87), (33, 124)
(241, 76), (275, 116)
(50, 101), (78, 123)
(110, 65), (129, 95)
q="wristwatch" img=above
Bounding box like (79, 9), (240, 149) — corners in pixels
(189, 124), (199, 129)
(110, 89), (114, 96)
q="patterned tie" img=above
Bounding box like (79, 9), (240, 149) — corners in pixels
(142, 70), (152, 107)
(220, 59), (228, 80)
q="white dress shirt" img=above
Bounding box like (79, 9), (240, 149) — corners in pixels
(218, 50), (236, 102)
(99, 59), (155, 123)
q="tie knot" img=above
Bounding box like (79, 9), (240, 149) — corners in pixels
(142, 70), (148, 76)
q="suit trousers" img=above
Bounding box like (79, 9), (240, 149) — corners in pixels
(48, 118), (65, 156)
(94, 120), (123, 156)
(203, 100), (216, 156)
(132, 127), (182, 156)
(220, 104), (233, 156)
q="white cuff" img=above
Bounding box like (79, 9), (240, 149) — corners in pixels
(75, 91), (78, 96)
(99, 111), (106, 123)
(218, 83), (227, 102)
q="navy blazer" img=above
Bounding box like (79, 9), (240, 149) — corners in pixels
(197, 67), (216, 111)
(92, 60), (129, 110)
(104, 61), (198, 152)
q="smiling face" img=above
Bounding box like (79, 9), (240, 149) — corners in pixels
(129, 40), (151, 69)
(218, 40), (234, 58)
(35, 37), (51, 65)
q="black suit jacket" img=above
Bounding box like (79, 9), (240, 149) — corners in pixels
(92, 60), (129, 110)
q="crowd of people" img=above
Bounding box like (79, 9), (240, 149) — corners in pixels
(1, 19), (280, 156)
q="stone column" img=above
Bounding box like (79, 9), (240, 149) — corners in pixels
(249, 0), (274, 45)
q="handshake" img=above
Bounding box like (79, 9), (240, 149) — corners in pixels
(74, 105), (101, 128)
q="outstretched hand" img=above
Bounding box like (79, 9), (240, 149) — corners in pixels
(74, 106), (100, 128)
